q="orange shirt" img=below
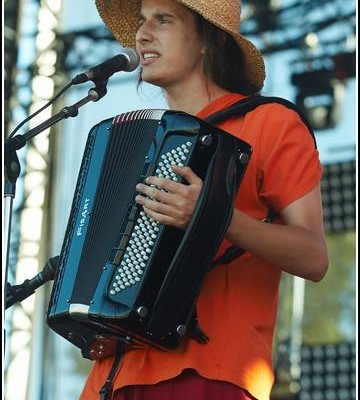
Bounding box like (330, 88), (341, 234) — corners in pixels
(79, 94), (322, 400)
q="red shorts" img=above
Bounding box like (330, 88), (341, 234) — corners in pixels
(112, 369), (257, 400)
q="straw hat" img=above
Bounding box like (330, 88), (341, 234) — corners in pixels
(95, 0), (265, 91)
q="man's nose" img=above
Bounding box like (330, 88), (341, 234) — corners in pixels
(136, 21), (154, 44)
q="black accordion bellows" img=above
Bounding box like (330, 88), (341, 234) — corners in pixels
(47, 109), (252, 359)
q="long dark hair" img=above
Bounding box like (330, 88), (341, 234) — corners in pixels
(194, 13), (259, 95)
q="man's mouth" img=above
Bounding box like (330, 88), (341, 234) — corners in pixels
(143, 52), (160, 60)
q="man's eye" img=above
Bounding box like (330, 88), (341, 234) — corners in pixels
(159, 17), (170, 24)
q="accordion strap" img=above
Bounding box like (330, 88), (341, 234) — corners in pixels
(205, 94), (316, 147)
(99, 343), (124, 400)
(205, 94), (317, 267)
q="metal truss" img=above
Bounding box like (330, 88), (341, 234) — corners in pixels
(242, 0), (356, 57)
(4, 0), (21, 135)
(4, 0), (66, 399)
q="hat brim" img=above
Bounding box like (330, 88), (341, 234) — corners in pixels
(96, 0), (265, 91)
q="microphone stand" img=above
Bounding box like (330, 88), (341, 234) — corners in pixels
(4, 85), (107, 157)
(3, 83), (107, 308)
(5, 256), (60, 309)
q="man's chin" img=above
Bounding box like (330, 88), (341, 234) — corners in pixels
(141, 75), (165, 88)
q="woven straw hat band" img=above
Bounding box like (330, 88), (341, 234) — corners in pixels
(95, 0), (265, 91)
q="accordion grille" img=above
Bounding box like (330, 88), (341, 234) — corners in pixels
(70, 117), (159, 304)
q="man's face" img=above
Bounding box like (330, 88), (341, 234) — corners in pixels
(135, 0), (206, 90)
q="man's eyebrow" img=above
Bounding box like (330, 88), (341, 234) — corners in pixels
(154, 12), (174, 19)
(138, 12), (175, 21)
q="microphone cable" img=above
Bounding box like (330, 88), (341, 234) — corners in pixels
(7, 81), (73, 139)
(7, 48), (139, 140)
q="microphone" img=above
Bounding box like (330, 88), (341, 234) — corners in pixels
(72, 47), (140, 85)
(5, 256), (60, 309)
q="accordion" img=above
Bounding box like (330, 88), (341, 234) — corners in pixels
(47, 109), (252, 359)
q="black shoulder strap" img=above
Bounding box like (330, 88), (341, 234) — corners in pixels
(205, 94), (317, 148)
(204, 95), (317, 268)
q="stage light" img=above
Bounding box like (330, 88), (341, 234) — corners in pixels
(333, 51), (356, 80)
(321, 161), (356, 232)
(299, 342), (356, 400)
(291, 68), (346, 131)
(248, 0), (279, 31)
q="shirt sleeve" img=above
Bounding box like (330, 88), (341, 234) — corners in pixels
(258, 105), (323, 212)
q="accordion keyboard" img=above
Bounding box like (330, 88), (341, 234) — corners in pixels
(108, 140), (194, 299)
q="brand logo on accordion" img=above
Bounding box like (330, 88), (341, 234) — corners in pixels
(77, 198), (90, 236)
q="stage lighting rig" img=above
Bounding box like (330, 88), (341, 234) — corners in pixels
(291, 67), (346, 131)
(299, 342), (356, 400)
(332, 51), (356, 80)
(247, 0), (280, 31)
(290, 43), (355, 132)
